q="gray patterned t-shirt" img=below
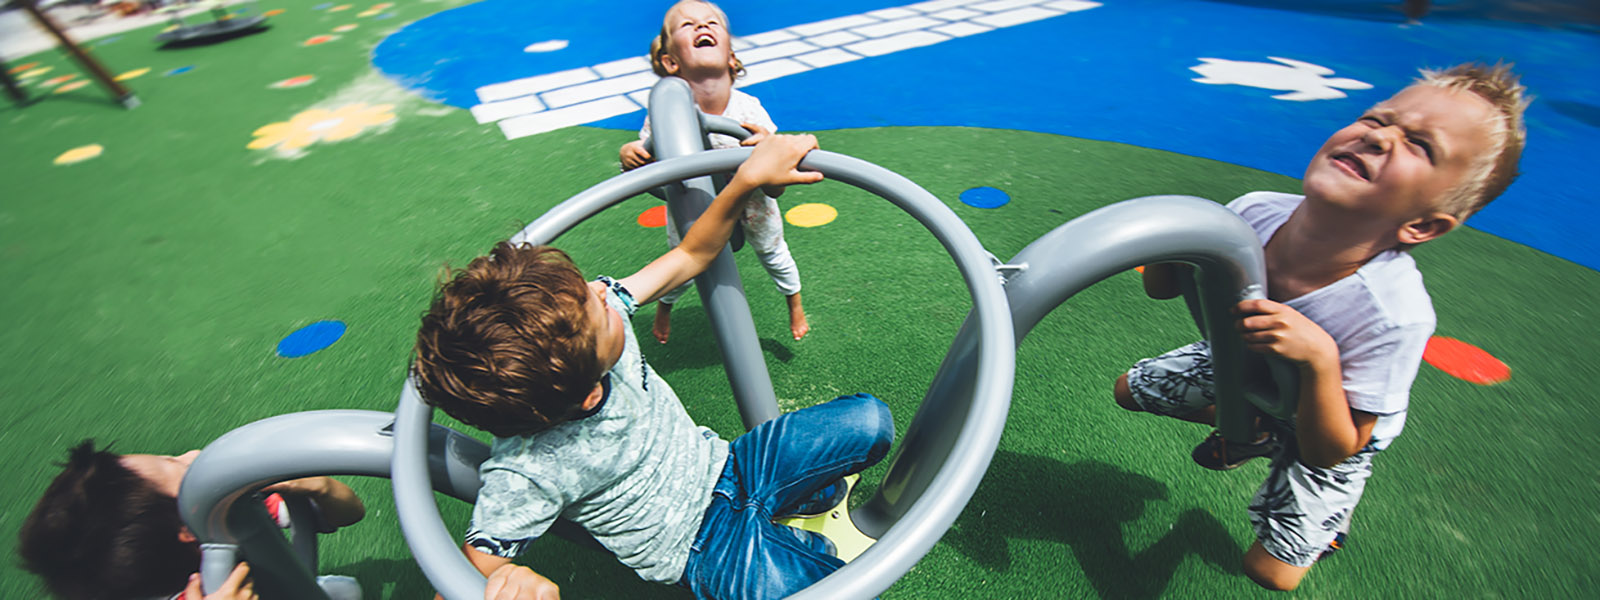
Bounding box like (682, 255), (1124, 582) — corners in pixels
(465, 277), (730, 583)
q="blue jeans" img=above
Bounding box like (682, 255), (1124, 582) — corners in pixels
(680, 393), (894, 600)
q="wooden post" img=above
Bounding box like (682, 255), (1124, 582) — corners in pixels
(18, 0), (140, 108)
(0, 58), (31, 105)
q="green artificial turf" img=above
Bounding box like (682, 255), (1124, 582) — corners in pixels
(4, 1), (1598, 598)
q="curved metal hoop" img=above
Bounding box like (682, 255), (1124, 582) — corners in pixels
(396, 147), (1017, 600)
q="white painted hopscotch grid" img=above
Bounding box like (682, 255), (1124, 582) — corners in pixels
(473, 0), (1101, 140)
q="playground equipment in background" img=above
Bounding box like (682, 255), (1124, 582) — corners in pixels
(13, 0), (137, 107)
(175, 77), (1292, 598)
(153, 0), (267, 46)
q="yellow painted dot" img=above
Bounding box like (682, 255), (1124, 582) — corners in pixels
(785, 203), (837, 228)
(21, 66), (52, 79)
(333, 24), (357, 32)
(53, 80), (90, 94)
(114, 68), (150, 81)
(54, 144), (103, 165)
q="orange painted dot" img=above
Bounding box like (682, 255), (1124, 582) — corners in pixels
(264, 9), (285, 16)
(332, 24), (358, 32)
(785, 203), (837, 227)
(53, 80), (90, 94)
(41, 75), (75, 87)
(1423, 336), (1510, 385)
(8, 62), (39, 74)
(270, 74), (316, 88)
(1135, 265), (1145, 273)
(329, 4), (351, 11)
(637, 205), (667, 228)
(304, 35), (336, 46)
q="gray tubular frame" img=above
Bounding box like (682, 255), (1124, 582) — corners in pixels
(488, 151), (1017, 599)
(178, 79), (1284, 599)
(855, 195), (1289, 533)
(181, 77), (1012, 599)
(633, 77), (779, 428)
(178, 409), (488, 597)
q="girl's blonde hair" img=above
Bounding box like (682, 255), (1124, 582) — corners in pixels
(649, 0), (746, 79)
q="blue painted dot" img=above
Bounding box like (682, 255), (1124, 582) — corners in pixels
(312, 3), (333, 9)
(375, 12), (395, 20)
(165, 66), (194, 76)
(277, 320), (346, 358)
(959, 186), (1010, 209)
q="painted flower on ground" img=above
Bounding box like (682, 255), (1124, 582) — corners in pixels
(248, 103), (396, 153)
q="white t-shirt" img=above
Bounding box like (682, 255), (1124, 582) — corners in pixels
(637, 88), (790, 258)
(1230, 191), (1434, 450)
(465, 277), (729, 583)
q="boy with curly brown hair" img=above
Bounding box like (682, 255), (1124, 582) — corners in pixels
(414, 134), (894, 600)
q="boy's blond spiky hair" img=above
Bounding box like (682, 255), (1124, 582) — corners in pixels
(1415, 62), (1529, 221)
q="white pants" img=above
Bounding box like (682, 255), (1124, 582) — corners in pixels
(661, 192), (801, 305)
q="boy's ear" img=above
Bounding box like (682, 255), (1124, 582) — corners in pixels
(1398, 212), (1459, 245)
(581, 382), (606, 411)
(661, 53), (680, 75)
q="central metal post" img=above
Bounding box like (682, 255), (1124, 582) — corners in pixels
(647, 77), (779, 428)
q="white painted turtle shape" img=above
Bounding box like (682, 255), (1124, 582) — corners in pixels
(1190, 56), (1372, 101)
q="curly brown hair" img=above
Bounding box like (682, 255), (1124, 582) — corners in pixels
(412, 243), (603, 437)
(18, 440), (199, 600)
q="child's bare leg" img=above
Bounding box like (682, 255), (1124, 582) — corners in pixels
(653, 301), (673, 344)
(786, 292), (808, 340)
(1243, 540), (1310, 591)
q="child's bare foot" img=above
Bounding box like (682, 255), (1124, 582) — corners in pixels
(787, 293), (809, 340)
(653, 302), (673, 344)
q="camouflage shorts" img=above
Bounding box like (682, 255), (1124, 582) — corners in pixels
(1127, 340), (1374, 567)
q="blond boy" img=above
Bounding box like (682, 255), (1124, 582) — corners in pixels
(1113, 63), (1527, 590)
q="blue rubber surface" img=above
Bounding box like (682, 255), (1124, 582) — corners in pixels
(374, 0), (1600, 270)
